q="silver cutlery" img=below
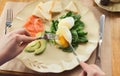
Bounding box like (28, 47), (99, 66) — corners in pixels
(36, 14), (105, 67)
(37, 33), (81, 63)
(5, 9), (13, 34)
(95, 14), (105, 68)
(69, 43), (81, 63)
(36, 33), (58, 40)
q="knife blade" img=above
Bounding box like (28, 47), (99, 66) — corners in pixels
(69, 43), (81, 64)
(69, 43), (88, 75)
(95, 14), (105, 68)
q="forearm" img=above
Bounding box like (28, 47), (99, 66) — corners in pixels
(0, 52), (8, 66)
(0, 29), (35, 66)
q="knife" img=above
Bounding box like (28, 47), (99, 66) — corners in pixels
(69, 44), (81, 63)
(95, 14), (105, 68)
(69, 43), (88, 75)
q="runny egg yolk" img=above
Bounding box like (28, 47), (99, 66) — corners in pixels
(56, 26), (72, 48)
(55, 17), (74, 48)
(58, 35), (69, 48)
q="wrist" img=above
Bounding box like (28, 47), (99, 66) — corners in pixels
(0, 52), (8, 66)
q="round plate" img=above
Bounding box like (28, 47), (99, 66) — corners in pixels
(95, 0), (120, 12)
(11, 0), (99, 73)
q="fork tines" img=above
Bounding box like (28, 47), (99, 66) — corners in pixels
(5, 9), (13, 34)
(6, 9), (13, 27)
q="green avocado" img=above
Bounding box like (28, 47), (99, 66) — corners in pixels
(24, 40), (41, 52)
(27, 40), (40, 47)
(36, 32), (44, 37)
(34, 39), (47, 55)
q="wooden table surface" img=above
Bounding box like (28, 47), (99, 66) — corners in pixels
(0, 0), (120, 76)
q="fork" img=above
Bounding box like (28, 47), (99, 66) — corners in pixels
(37, 33), (81, 63)
(36, 33), (58, 40)
(5, 9), (13, 34)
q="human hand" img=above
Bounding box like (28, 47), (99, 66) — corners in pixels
(79, 62), (105, 76)
(0, 29), (36, 65)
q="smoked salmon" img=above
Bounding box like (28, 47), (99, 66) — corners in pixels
(24, 15), (44, 37)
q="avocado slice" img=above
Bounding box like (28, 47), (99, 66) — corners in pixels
(36, 32), (44, 37)
(27, 40), (40, 47)
(34, 39), (47, 55)
(24, 40), (41, 52)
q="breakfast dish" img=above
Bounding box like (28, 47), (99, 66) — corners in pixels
(11, 0), (99, 73)
(95, 0), (120, 12)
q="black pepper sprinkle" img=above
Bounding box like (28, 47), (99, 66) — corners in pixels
(100, 0), (110, 6)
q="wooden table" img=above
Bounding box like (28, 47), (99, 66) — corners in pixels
(0, 0), (120, 76)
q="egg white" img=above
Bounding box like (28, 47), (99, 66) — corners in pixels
(56, 26), (72, 44)
(58, 17), (74, 29)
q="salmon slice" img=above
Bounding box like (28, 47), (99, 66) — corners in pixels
(24, 15), (44, 37)
(34, 18), (44, 32)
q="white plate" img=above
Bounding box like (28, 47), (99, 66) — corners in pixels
(95, 0), (120, 12)
(11, 0), (99, 73)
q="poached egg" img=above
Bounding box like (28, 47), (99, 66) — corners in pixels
(58, 17), (74, 29)
(56, 17), (75, 48)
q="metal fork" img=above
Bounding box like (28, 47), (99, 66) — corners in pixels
(5, 9), (13, 34)
(37, 33), (81, 63)
(36, 33), (58, 40)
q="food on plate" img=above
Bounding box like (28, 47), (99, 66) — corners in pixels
(32, 2), (52, 21)
(50, 0), (62, 13)
(55, 17), (74, 48)
(32, 2), (44, 19)
(24, 16), (47, 55)
(23, 0), (88, 54)
(48, 11), (88, 52)
(24, 40), (41, 52)
(56, 26), (72, 48)
(58, 17), (74, 29)
(24, 32), (47, 55)
(12, 0), (100, 73)
(39, 1), (53, 13)
(33, 0), (62, 21)
(65, 1), (78, 13)
(34, 39), (47, 55)
(24, 15), (44, 37)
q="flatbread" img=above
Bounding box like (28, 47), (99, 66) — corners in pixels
(11, 0), (99, 73)
(95, 0), (120, 12)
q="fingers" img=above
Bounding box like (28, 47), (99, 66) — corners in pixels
(9, 28), (30, 36)
(80, 62), (90, 72)
(18, 42), (29, 52)
(80, 62), (105, 76)
(7, 29), (36, 47)
(19, 35), (36, 43)
(90, 64), (105, 76)
(9, 34), (36, 46)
